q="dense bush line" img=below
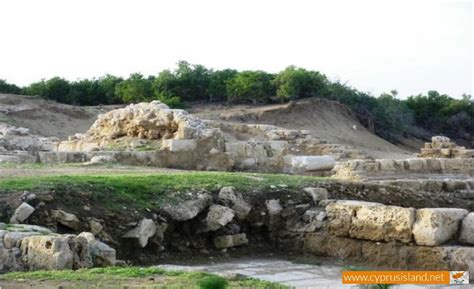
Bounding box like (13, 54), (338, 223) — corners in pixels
(0, 61), (472, 144)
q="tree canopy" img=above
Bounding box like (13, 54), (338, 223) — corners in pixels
(0, 62), (471, 145)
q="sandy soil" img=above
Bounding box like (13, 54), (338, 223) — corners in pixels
(190, 99), (414, 159)
(1, 94), (415, 159)
(0, 93), (121, 138)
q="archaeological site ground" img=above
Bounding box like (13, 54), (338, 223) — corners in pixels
(0, 93), (473, 289)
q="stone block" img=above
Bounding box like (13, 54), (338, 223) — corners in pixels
(413, 208), (468, 246)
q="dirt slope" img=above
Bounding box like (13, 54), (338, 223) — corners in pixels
(190, 99), (414, 159)
(1, 94), (414, 159)
(0, 93), (120, 138)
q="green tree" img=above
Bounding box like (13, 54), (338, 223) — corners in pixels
(115, 73), (153, 103)
(226, 71), (275, 103)
(274, 66), (329, 101)
(98, 74), (124, 104)
(208, 69), (237, 102)
(24, 77), (72, 103)
(0, 79), (22, 94)
(374, 92), (415, 140)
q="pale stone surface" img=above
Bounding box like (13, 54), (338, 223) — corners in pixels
(162, 139), (198, 152)
(326, 200), (415, 243)
(78, 232), (116, 266)
(288, 155), (336, 172)
(85, 101), (211, 140)
(4, 231), (41, 249)
(10, 202), (35, 224)
(413, 208), (468, 246)
(89, 220), (103, 236)
(350, 204), (415, 243)
(326, 200), (379, 237)
(303, 188), (328, 204)
(203, 205), (235, 232)
(52, 209), (81, 230)
(214, 233), (248, 249)
(20, 234), (91, 270)
(218, 187), (252, 220)
(459, 213), (474, 245)
(266, 199), (283, 230)
(122, 218), (157, 248)
(160, 193), (212, 221)
(86, 155), (116, 165)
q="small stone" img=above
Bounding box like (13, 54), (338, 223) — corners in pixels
(303, 187), (328, 204)
(52, 210), (81, 230)
(213, 233), (248, 249)
(218, 187), (251, 220)
(202, 205), (235, 232)
(83, 206), (91, 211)
(10, 202), (35, 224)
(122, 219), (157, 248)
(266, 199), (282, 230)
(89, 220), (103, 236)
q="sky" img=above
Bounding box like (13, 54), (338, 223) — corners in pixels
(0, 0), (471, 99)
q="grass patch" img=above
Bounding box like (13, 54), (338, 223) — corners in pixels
(0, 266), (289, 288)
(0, 171), (327, 211)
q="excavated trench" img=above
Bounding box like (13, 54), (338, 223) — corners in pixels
(1, 180), (473, 272)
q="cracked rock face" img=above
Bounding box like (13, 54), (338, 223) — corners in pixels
(122, 219), (157, 248)
(202, 205), (235, 232)
(412, 208), (468, 246)
(160, 193), (212, 222)
(84, 101), (212, 141)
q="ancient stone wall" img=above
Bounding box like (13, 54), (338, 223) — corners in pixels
(333, 158), (474, 181)
(420, 136), (474, 159)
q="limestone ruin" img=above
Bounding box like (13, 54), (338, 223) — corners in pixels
(420, 136), (474, 158)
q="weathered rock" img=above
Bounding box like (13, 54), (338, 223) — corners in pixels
(85, 101), (212, 141)
(301, 208), (327, 231)
(122, 218), (157, 248)
(413, 208), (468, 246)
(203, 205), (235, 232)
(78, 232), (116, 266)
(10, 202), (35, 224)
(162, 139), (198, 152)
(303, 187), (328, 204)
(4, 231), (41, 249)
(160, 193), (212, 221)
(20, 234), (92, 270)
(350, 204), (415, 243)
(326, 200), (415, 243)
(213, 233), (248, 249)
(287, 155), (336, 172)
(89, 220), (103, 236)
(52, 210), (81, 230)
(218, 187), (251, 220)
(86, 155), (116, 165)
(266, 199), (283, 230)
(459, 213), (474, 245)
(326, 200), (379, 237)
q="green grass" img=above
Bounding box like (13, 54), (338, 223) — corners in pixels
(0, 266), (289, 288)
(0, 171), (326, 211)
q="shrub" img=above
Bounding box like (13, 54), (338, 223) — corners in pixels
(274, 66), (329, 101)
(197, 275), (228, 289)
(226, 70), (275, 103)
(0, 79), (22, 94)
